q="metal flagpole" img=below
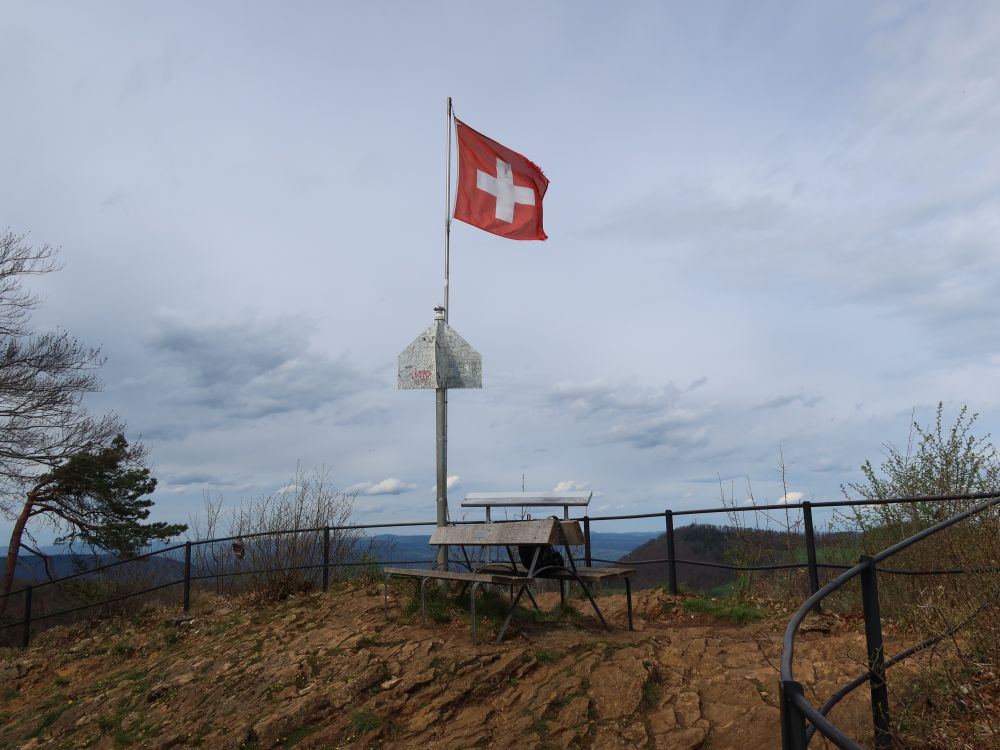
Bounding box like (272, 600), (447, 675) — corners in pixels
(436, 97), (453, 571)
(444, 96), (452, 321)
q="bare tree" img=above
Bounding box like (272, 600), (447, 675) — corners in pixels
(0, 231), (168, 605)
(0, 232), (122, 494)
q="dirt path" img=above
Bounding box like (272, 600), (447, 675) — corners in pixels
(0, 585), (882, 749)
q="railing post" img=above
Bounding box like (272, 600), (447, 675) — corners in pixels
(322, 525), (331, 592)
(802, 501), (822, 614)
(21, 585), (32, 649)
(665, 510), (678, 595)
(583, 516), (592, 567)
(779, 680), (808, 750)
(183, 541), (192, 612)
(860, 555), (891, 750)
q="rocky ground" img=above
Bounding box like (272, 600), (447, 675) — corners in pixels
(0, 583), (887, 749)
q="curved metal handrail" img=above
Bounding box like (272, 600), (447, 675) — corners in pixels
(780, 493), (1000, 749)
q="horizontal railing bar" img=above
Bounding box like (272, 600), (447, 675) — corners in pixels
(15, 543), (188, 592)
(2, 579), (185, 628)
(188, 559), (435, 582)
(592, 557), (807, 572)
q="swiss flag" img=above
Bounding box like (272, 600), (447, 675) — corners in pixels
(454, 119), (549, 241)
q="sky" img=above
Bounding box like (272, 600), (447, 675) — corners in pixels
(3, 1), (1000, 541)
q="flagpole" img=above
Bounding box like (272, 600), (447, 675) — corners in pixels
(444, 96), (452, 322)
(436, 97), (453, 571)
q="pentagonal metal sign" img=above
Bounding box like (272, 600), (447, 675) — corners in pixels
(398, 320), (482, 389)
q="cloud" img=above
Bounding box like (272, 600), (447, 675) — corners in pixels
(347, 478), (416, 496)
(778, 491), (804, 504)
(553, 480), (589, 493)
(755, 394), (822, 410)
(544, 381), (710, 451)
(429, 475), (461, 493)
(590, 186), (787, 246)
(158, 470), (248, 491)
(139, 310), (384, 434)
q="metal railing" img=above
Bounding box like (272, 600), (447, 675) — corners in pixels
(0, 520), (440, 647)
(778, 491), (1000, 749)
(4, 491), (996, 669)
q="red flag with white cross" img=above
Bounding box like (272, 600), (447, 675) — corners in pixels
(454, 119), (549, 241)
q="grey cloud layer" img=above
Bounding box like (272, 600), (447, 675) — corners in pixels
(137, 312), (388, 438)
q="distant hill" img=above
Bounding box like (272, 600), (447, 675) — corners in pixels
(7, 552), (185, 587)
(620, 523), (859, 593)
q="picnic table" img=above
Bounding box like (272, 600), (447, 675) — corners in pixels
(384, 517), (634, 643)
(461, 491), (594, 520)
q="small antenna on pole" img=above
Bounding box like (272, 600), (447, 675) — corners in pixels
(522, 473), (525, 492)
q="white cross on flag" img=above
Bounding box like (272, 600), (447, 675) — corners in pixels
(454, 119), (549, 241)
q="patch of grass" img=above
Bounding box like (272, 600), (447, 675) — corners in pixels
(238, 729), (259, 750)
(681, 596), (766, 625)
(534, 649), (564, 665)
(349, 710), (380, 734)
(53, 675), (70, 687)
(95, 700), (144, 747)
(306, 652), (322, 677)
(529, 718), (549, 738)
(282, 724), (317, 748)
(429, 656), (444, 670)
(551, 695), (572, 710)
(26, 703), (70, 739)
(264, 682), (284, 701)
(110, 638), (137, 663)
(603, 642), (626, 657)
(521, 600), (579, 625)
(642, 673), (662, 710)
(404, 589), (452, 624)
(112, 724), (140, 747)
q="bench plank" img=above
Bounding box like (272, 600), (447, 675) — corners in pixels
(476, 562), (635, 582)
(383, 567), (527, 587)
(429, 519), (584, 546)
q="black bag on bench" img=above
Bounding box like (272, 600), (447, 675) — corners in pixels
(517, 544), (564, 572)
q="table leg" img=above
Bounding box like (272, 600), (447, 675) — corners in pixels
(470, 582), (487, 644)
(420, 577), (430, 626)
(497, 585), (530, 643)
(626, 578), (634, 631)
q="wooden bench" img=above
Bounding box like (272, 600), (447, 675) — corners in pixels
(384, 518), (635, 643)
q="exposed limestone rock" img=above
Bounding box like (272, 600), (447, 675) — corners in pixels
(589, 648), (650, 720)
(674, 690), (702, 726)
(0, 586), (888, 750)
